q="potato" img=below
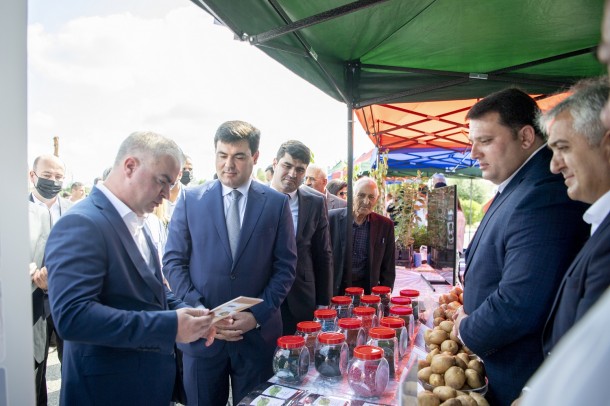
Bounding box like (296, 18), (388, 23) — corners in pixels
(469, 392), (490, 406)
(454, 355), (468, 370)
(440, 339), (459, 355)
(432, 386), (457, 401)
(429, 329), (449, 345)
(461, 344), (473, 355)
(449, 332), (462, 345)
(439, 399), (461, 406)
(447, 301), (462, 311)
(419, 359), (431, 369)
(456, 395), (477, 406)
(467, 359), (485, 376)
(444, 366), (466, 389)
(425, 329), (433, 342)
(455, 390), (467, 397)
(429, 373), (445, 387)
(465, 369), (485, 389)
(446, 293), (459, 303)
(444, 309), (456, 319)
(434, 317), (445, 327)
(417, 391), (440, 406)
(426, 348), (440, 363)
(433, 307), (445, 319)
(452, 286), (463, 296)
(456, 353), (470, 368)
(459, 293), (464, 303)
(431, 354), (456, 374)
(418, 366), (433, 382)
(429, 343), (440, 351)
(439, 320), (454, 333)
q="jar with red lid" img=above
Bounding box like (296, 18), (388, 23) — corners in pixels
(330, 295), (353, 319)
(272, 335), (310, 383)
(295, 321), (321, 360)
(360, 295), (382, 320)
(380, 317), (408, 359)
(347, 345), (389, 397)
(390, 296), (412, 307)
(371, 286), (392, 317)
(314, 332), (348, 379)
(399, 289), (420, 321)
(366, 327), (398, 378)
(313, 309), (338, 332)
(389, 305), (414, 339)
(338, 317), (367, 359)
(352, 306), (378, 335)
(345, 286), (364, 307)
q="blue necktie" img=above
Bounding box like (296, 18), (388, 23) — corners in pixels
(227, 190), (242, 260)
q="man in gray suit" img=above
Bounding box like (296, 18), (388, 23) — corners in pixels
(305, 163), (347, 210)
(271, 141), (334, 334)
(28, 154), (73, 405)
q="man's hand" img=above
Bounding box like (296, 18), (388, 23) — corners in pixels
(175, 308), (216, 346)
(214, 311), (257, 342)
(452, 306), (468, 338)
(30, 264), (48, 290)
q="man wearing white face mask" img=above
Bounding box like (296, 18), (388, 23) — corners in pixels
(28, 153), (73, 405)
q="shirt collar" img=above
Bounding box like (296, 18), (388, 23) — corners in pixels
(31, 192), (59, 210)
(497, 143), (547, 193)
(96, 184), (146, 235)
(286, 189), (298, 200)
(221, 179), (252, 198)
(583, 189), (610, 236)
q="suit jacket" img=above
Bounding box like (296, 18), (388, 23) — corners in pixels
(45, 187), (185, 406)
(328, 208), (395, 295)
(29, 202), (50, 364)
(461, 147), (589, 406)
(163, 180), (297, 359)
(542, 211), (610, 355)
(282, 186), (333, 330)
(327, 192), (347, 210)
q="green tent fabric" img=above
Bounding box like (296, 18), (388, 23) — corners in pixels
(191, 0), (604, 107)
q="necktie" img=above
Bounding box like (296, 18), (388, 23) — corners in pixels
(227, 189), (242, 260)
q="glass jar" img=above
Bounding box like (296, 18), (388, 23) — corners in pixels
(314, 332), (349, 379)
(389, 305), (414, 339)
(367, 327), (398, 379)
(345, 286), (364, 307)
(400, 289), (420, 322)
(272, 335), (310, 383)
(380, 317), (408, 359)
(371, 286), (392, 317)
(360, 295), (382, 320)
(347, 345), (389, 397)
(352, 306), (378, 336)
(295, 321), (321, 360)
(330, 296), (353, 319)
(338, 317), (367, 359)
(313, 309), (338, 332)
(390, 296), (412, 308)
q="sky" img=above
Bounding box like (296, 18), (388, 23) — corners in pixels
(27, 0), (374, 186)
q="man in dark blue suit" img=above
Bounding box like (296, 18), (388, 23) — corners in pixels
(163, 121), (297, 405)
(269, 140), (333, 335)
(453, 89), (589, 406)
(539, 78), (610, 355)
(45, 131), (215, 406)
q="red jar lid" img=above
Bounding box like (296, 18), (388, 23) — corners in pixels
(314, 309), (337, 319)
(345, 287), (364, 295)
(353, 306), (376, 316)
(318, 332), (345, 344)
(353, 345), (384, 360)
(277, 335), (305, 349)
(296, 321), (322, 333)
(390, 296), (412, 306)
(369, 327), (396, 339)
(389, 305), (413, 316)
(380, 317), (405, 329)
(338, 318), (362, 329)
(400, 289), (420, 298)
(360, 295), (381, 304)
(372, 286), (391, 295)
(331, 296), (352, 306)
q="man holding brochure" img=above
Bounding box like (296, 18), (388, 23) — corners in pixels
(164, 120), (297, 405)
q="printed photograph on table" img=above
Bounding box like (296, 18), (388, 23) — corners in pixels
(211, 296), (263, 323)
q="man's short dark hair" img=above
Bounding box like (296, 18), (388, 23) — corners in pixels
(327, 179), (347, 195)
(275, 140), (311, 165)
(70, 181), (84, 191)
(214, 120), (260, 155)
(265, 165), (274, 174)
(467, 88), (542, 138)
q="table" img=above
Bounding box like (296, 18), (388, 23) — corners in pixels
(237, 267), (453, 405)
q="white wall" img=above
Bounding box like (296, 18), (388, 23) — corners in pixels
(0, 0), (37, 404)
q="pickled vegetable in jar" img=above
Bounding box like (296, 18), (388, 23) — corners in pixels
(371, 286), (392, 317)
(314, 332), (348, 379)
(379, 317), (408, 359)
(338, 317), (367, 359)
(347, 345), (389, 397)
(360, 295), (382, 320)
(313, 309), (338, 332)
(330, 295), (353, 319)
(366, 327), (398, 379)
(295, 321), (321, 361)
(345, 286), (364, 307)
(352, 306), (378, 335)
(399, 289), (420, 321)
(273, 335), (310, 383)
(389, 305), (414, 339)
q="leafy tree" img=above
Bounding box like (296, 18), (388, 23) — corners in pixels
(449, 178), (493, 204)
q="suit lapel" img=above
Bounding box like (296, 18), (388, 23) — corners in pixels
(297, 190), (312, 241)
(208, 182), (233, 261)
(368, 214), (379, 285)
(90, 189), (165, 306)
(233, 182), (266, 266)
(143, 227), (167, 307)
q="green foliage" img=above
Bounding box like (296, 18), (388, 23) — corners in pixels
(392, 173), (428, 249)
(369, 151), (388, 215)
(449, 178), (493, 204)
(460, 199), (484, 225)
(411, 225), (429, 249)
